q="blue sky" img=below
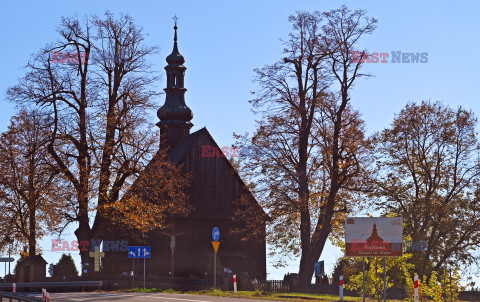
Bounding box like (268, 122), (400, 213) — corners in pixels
(1, 0), (479, 283)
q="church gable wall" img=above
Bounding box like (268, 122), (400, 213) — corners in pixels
(181, 133), (239, 217)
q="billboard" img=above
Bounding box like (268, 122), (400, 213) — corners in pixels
(345, 217), (403, 257)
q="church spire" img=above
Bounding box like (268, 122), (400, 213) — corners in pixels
(166, 16), (185, 66)
(157, 18), (193, 150)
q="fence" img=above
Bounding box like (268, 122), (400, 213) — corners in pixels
(251, 280), (290, 293)
(267, 280), (290, 293)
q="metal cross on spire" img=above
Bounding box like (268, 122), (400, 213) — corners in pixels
(173, 15), (179, 26)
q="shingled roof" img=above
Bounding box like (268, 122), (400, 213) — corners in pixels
(120, 127), (266, 217)
(167, 127), (206, 163)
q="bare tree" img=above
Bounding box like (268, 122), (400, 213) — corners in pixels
(7, 12), (190, 271)
(235, 6), (376, 284)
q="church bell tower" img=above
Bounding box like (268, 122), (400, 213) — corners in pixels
(157, 20), (193, 150)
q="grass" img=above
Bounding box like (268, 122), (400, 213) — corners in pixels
(122, 288), (404, 301)
(126, 288), (182, 294)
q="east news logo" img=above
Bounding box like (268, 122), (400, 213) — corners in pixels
(350, 51), (428, 63)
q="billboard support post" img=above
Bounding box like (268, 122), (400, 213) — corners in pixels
(383, 257), (386, 302)
(362, 257), (365, 302)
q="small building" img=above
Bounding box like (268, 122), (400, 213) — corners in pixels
(18, 255), (47, 282)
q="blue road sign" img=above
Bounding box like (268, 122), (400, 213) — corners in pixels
(314, 261), (324, 277)
(128, 246), (151, 258)
(212, 227), (220, 241)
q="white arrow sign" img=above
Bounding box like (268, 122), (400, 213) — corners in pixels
(128, 246), (151, 258)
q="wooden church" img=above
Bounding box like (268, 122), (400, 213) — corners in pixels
(102, 24), (266, 280)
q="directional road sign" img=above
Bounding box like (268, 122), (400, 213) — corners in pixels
(314, 261), (324, 277)
(0, 257), (14, 262)
(212, 227), (220, 241)
(128, 246), (151, 258)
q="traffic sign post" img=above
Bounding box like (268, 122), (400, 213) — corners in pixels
(211, 227), (220, 289)
(128, 246), (150, 289)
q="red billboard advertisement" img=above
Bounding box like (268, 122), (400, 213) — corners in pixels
(345, 217), (403, 257)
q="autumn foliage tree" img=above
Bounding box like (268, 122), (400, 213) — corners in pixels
(7, 12), (190, 271)
(0, 109), (64, 256)
(371, 101), (480, 279)
(102, 150), (191, 237)
(235, 6), (376, 283)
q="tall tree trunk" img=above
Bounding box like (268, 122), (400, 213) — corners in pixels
(75, 216), (91, 275)
(28, 152), (36, 257)
(28, 205), (36, 257)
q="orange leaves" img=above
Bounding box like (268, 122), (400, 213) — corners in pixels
(0, 109), (65, 253)
(101, 150), (192, 237)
